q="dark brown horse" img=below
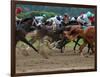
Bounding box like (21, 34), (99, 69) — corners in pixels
(16, 30), (38, 52)
(16, 17), (39, 53)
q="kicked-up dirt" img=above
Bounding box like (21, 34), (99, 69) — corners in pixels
(16, 44), (95, 73)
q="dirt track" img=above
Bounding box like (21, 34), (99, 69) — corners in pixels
(16, 43), (95, 73)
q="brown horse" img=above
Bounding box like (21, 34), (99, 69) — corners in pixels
(55, 25), (81, 52)
(63, 25), (81, 41)
(55, 25), (95, 55)
(76, 26), (96, 56)
(63, 26), (96, 56)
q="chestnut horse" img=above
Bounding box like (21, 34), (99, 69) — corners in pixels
(63, 26), (95, 55)
(77, 26), (95, 56)
(55, 25), (95, 55)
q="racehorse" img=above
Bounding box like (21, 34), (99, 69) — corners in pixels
(28, 17), (82, 53)
(26, 16), (84, 53)
(55, 25), (81, 53)
(56, 26), (95, 56)
(16, 16), (39, 53)
(77, 26), (95, 56)
(56, 17), (92, 53)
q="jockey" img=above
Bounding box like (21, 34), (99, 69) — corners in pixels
(55, 15), (62, 24)
(61, 13), (70, 27)
(77, 11), (94, 30)
(42, 14), (47, 23)
(86, 11), (94, 25)
(70, 17), (76, 21)
(16, 7), (22, 21)
(88, 13), (95, 26)
(50, 15), (62, 31)
(54, 15), (62, 30)
(16, 7), (23, 28)
(69, 16), (78, 25)
(16, 7), (22, 15)
(46, 15), (62, 31)
(16, 7), (23, 31)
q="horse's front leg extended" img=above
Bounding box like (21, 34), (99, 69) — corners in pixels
(29, 38), (36, 44)
(26, 37), (37, 50)
(20, 37), (38, 53)
(73, 37), (81, 52)
(79, 42), (87, 56)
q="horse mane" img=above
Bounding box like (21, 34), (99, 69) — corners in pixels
(21, 18), (33, 24)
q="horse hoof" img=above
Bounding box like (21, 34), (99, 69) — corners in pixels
(39, 51), (49, 59)
(84, 55), (89, 58)
(74, 50), (76, 53)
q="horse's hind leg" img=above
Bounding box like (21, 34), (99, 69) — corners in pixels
(79, 42), (87, 56)
(60, 38), (68, 53)
(87, 44), (91, 54)
(90, 44), (95, 55)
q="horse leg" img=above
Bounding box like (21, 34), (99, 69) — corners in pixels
(79, 42), (87, 56)
(90, 44), (95, 55)
(73, 37), (81, 52)
(20, 37), (38, 53)
(29, 38), (35, 44)
(87, 44), (91, 54)
(61, 47), (63, 53)
(60, 38), (67, 53)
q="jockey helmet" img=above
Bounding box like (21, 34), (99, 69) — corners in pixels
(43, 14), (46, 17)
(91, 13), (94, 17)
(86, 11), (93, 17)
(56, 16), (61, 21)
(16, 7), (23, 15)
(64, 13), (69, 17)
